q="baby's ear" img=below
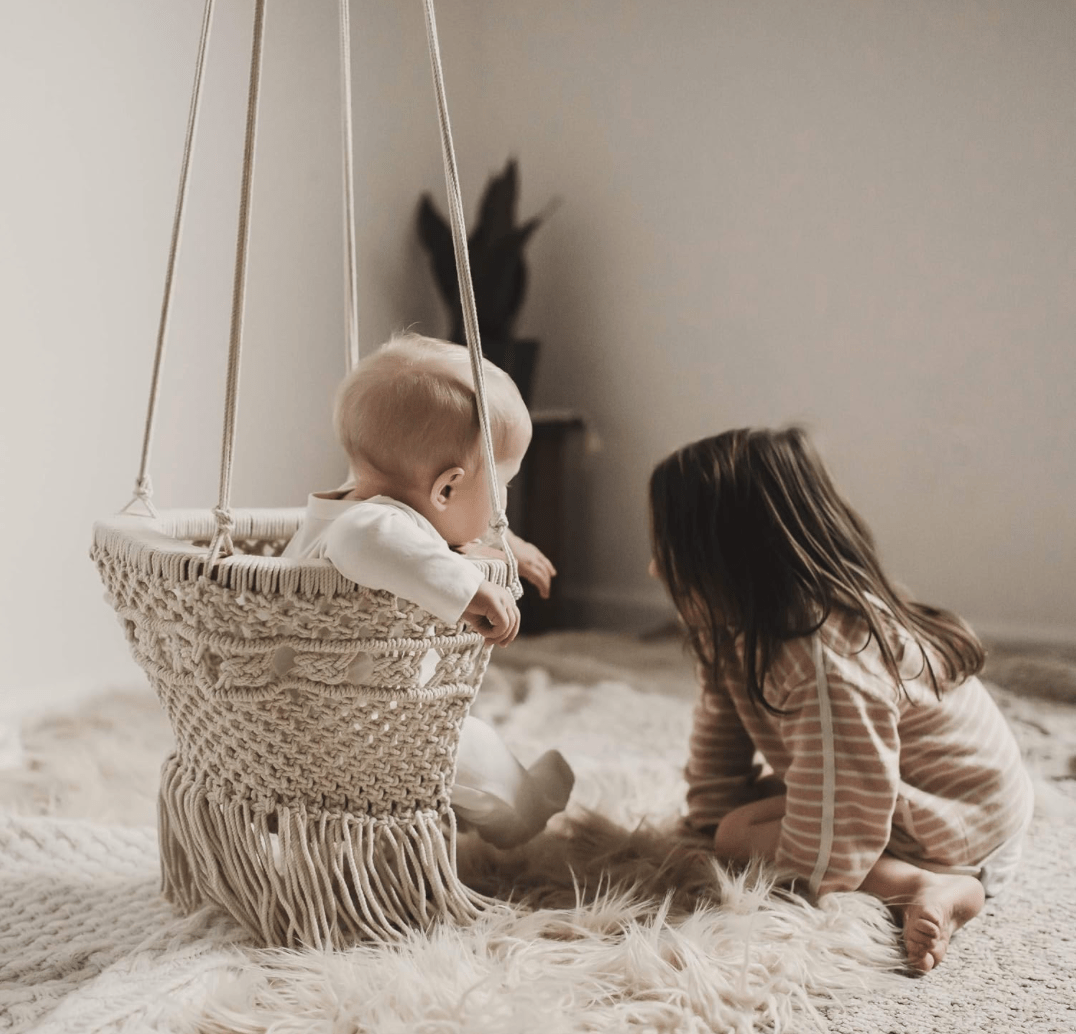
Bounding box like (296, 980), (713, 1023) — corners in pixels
(430, 467), (465, 511)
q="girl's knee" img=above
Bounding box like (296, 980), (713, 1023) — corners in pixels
(713, 794), (787, 860)
(713, 808), (748, 856)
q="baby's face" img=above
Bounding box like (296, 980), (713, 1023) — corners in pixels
(435, 425), (528, 547)
(441, 452), (524, 547)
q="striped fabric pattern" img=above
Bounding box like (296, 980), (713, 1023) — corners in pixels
(685, 608), (1035, 895)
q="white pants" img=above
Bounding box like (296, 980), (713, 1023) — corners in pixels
(450, 716), (574, 850)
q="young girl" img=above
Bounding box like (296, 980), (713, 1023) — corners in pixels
(649, 427), (1034, 973)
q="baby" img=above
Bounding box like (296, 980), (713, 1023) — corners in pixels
(283, 332), (572, 848)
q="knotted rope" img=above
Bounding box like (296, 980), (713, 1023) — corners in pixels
(122, 0), (216, 519)
(206, 0), (266, 565)
(339, 0), (361, 376)
(421, 0), (522, 598)
(122, 0), (520, 594)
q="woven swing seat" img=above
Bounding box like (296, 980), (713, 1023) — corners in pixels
(93, 509), (506, 947)
(97, 0), (520, 949)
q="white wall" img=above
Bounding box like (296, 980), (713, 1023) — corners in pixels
(3, 1), (1074, 710)
(0, 0), (477, 705)
(462, 0), (1076, 641)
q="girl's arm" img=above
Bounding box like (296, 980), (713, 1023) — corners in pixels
(775, 671), (902, 896)
(684, 663), (769, 834)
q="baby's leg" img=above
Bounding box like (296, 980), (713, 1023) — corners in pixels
(858, 855), (984, 974)
(452, 716), (573, 849)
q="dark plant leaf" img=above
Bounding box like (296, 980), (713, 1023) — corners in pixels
(416, 160), (548, 344)
(472, 159), (519, 254)
(417, 194), (459, 309)
(469, 219), (543, 339)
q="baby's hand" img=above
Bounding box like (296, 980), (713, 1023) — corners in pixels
(505, 531), (557, 599)
(457, 533), (557, 599)
(463, 580), (521, 646)
(456, 540), (504, 561)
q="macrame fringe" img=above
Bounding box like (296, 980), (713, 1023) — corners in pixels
(158, 755), (492, 949)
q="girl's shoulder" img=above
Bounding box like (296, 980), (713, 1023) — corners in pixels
(817, 604), (940, 704)
(705, 633), (817, 708)
(765, 635), (820, 699)
(719, 608), (927, 710)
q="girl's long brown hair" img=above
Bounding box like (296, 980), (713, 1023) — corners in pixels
(648, 427), (984, 713)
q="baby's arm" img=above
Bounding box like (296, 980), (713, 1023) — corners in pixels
(505, 530), (556, 599)
(461, 580), (521, 646)
(324, 503), (485, 625)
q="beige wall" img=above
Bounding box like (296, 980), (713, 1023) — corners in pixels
(461, 0), (1076, 641)
(2, 1), (1073, 706)
(0, 0), (467, 702)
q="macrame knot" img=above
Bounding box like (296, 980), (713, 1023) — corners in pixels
(205, 506), (236, 565)
(212, 507), (236, 535)
(487, 511), (523, 601)
(120, 475), (160, 517)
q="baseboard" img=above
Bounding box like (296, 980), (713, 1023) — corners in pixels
(559, 587), (1076, 651)
(558, 585), (676, 634)
(968, 619), (1076, 652)
(0, 721), (24, 771)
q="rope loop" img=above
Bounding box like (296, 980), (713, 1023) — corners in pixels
(487, 511), (521, 599)
(208, 0), (266, 564)
(497, 532), (522, 600)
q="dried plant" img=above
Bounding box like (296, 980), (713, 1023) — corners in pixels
(417, 158), (548, 347)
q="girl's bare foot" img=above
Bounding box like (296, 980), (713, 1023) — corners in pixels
(891, 871), (985, 973)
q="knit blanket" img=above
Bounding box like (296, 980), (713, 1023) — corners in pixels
(2, 632), (1075, 1033)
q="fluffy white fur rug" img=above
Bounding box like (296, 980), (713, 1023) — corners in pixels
(1, 631), (1074, 1033)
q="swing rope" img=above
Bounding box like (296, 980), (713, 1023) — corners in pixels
(206, 0), (267, 564)
(123, 0), (519, 596)
(339, 0), (361, 375)
(421, 0), (522, 597)
(122, 0), (217, 519)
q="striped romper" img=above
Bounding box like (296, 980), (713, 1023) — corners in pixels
(684, 607), (1035, 897)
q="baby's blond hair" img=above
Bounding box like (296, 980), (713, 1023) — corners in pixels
(334, 333), (529, 484)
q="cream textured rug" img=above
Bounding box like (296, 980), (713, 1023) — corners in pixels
(1, 632), (1074, 1033)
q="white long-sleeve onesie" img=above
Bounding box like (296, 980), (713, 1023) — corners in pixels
(282, 492), (483, 624)
(283, 491), (573, 848)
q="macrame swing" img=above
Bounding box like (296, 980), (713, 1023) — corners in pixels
(92, 0), (521, 950)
